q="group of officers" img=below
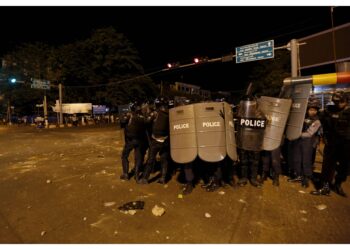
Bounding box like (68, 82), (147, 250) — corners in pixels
(118, 91), (350, 197)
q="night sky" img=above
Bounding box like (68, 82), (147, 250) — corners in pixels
(1, 6), (350, 91)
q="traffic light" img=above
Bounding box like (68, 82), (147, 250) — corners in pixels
(166, 62), (180, 69)
(193, 56), (208, 64)
(9, 77), (16, 84)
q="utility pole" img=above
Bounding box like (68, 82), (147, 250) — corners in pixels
(43, 92), (48, 128)
(59, 83), (63, 126)
(290, 39), (299, 77)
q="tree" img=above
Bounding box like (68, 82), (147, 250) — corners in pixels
(248, 50), (291, 97)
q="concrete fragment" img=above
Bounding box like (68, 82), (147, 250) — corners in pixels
(152, 205), (165, 216)
(205, 213), (211, 218)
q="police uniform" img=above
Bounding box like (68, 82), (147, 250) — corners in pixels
(120, 102), (148, 181)
(236, 95), (266, 188)
(139, 98), (170, 184)
(288, 100), (321, 187)
(311, 92), (350, 197)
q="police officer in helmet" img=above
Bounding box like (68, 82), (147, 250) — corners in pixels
(119, 100), (148, 181)
(311, 91), (350, 197)
(138, 96), (170, 184)
(236, 94), (266, 188)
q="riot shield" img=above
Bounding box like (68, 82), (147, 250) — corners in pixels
(169, 104), (197, 164)
(258, 96), (292, 151)
(284, 83), (312, 141)
(194, 102), (226, 162)
(236, 99), (266, 151)
(224, 102), (238, 161)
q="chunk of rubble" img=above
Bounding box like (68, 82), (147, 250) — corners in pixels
(41, 231), (46, 236)
(205, 213), (211, 218)
(128, 210), (137, 215)
(316, 204), (327, 210)
(104, 202), (116, 207)
(218, 191), (225, 195)
(152, 205), (165, 217)
(238, 199), (247, 204)
(46, 179), (52, 184)
(299, 210), (307, 214)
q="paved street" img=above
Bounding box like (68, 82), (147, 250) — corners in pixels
(0, 125), (349, 243)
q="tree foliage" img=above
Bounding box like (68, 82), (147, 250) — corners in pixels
(0, 27), (157, 116)
(248, 50), (291, 97)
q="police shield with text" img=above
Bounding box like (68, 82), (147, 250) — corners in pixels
(236, 92), (266, 188)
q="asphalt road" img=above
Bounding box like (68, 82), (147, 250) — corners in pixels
(0, 125), (349, 243)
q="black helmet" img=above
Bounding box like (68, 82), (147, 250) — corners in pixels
(332, 91), (348, 103)
(307, 97), (321, 110)
(129, 101), (141, 112)
(154, 96), (168, 108)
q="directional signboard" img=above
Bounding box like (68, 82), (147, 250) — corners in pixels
(31, 78), (50, 90)
(236, 40), (274, 64)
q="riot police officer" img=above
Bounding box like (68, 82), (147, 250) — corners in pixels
(288, 97), (322, 188)
(139, 96), (170, 184)
(236, 95), (266, 188)
(119, 101), (148, 181)
(311, 91), (350, 197)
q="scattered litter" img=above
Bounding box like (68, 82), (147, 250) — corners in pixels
(41, 231), (46, 236)
(301, 218), (308, 222)
(128, 210), (137, 215)
(156, 230), (160, 234)
(83, 217), (87, 221)
(152, 205), (165, 217)
(46, 179), (51, 184)
(218, 191), (225, 195)
(104, 202), (116, 207)
(118, 201), (145, 213)
(205, 213), (211, 218)
(178, 194), (183, 199)
(238, 199), (247, 204)
(299, 210), (307, 214)
(166, 236), (170, 240)
(298, 190), (306, 194)
(316, 204), (327, 210)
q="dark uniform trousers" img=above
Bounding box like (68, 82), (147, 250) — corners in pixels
(289, 138), (314, 177)
(238, 149), (260, 180)
(261, 147), (282, 175)
(322, 137), (350, 184)
(142, 138), (170, 180)
(121, 137), (146, 175)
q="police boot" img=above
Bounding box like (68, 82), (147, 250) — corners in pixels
(310, 182), (330, 196)
(272, 174), (280, 187)
(206, 178), (221, 192)
(157, 167), (167, 184)
(287, 176), (302, 183)
(201, 177), (215, 188)
(238, 178), (248, 187)
(334, 182), (347, 197)
(182, 182), (194, 195)
(250, 178), (262, 188)
(260, 171), (268, 183)
(120, 173), (129, 181)
(301, 176), (311, 188)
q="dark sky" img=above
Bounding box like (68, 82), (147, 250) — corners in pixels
(1, 6), (350, 91)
